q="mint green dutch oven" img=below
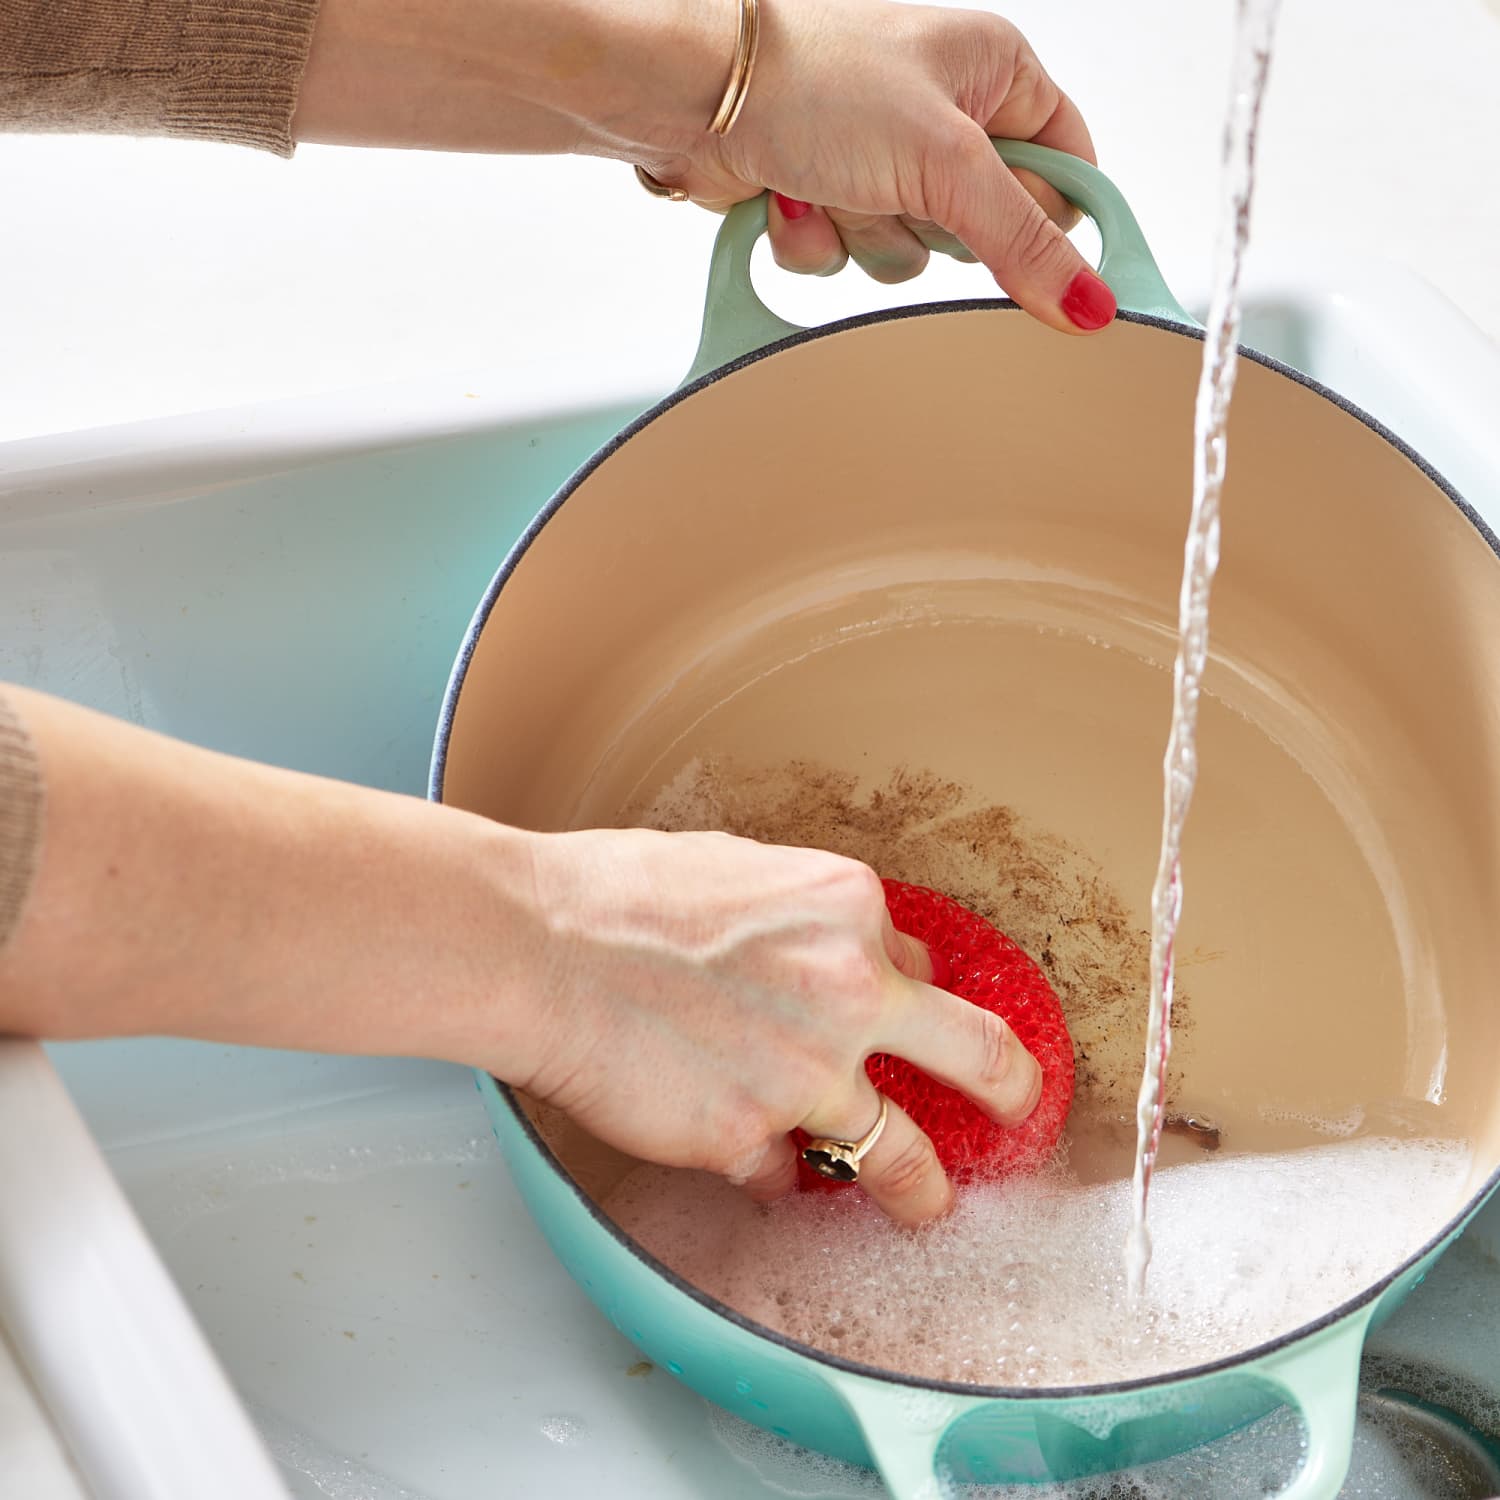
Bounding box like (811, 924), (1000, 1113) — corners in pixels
(431, 144), (1500, 1497)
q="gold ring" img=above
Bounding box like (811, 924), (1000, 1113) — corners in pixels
(801, 1097), (889, 1183)
(634, 165), (689, 203)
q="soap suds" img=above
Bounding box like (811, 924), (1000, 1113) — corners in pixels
(606, 1137), (1471, 1388)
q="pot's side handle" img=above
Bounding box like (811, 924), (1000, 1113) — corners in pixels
(681, 191), (800, 388)
(1261, 1306), (1377, 1500)
(822, 1368), (967, 1500)
(825, 1304), (1373, 1500)
(683, 139), (1196, 387)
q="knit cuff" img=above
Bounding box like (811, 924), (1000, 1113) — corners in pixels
(0, 0), (323, 158)
(0, 693), (44, 957)
(165, 0), (323, 157)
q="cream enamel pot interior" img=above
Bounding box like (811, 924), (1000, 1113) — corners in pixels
(431, 143), (1500, 1498)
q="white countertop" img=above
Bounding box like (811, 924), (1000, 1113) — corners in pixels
(1, 0), (1498, 445)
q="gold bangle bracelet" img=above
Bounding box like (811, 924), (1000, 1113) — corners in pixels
(634, 0), (759, 199)
(708, 0), (760, 136)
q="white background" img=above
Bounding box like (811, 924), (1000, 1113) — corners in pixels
(1, 0), (1498, 443)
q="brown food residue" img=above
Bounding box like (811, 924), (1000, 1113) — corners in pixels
(629, 759), (1191, 1124)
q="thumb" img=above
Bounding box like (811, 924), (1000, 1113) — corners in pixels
(934, 122), (1116, 335)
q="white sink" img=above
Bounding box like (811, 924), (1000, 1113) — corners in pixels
(2, 258), (1498, 1498)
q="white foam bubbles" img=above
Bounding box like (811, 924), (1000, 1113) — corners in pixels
(253, 1404), (438, 1500)
(605, 1137), (1472, 1388)
(1364, 1228), (1500, 1438)
(1258, 1103), (1366, 1139)
(538, 1414), (589, 1447)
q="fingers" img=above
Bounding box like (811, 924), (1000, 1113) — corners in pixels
(771, 197), (980, 283)
(978, 39), (1097, 234)
(768, 195), (847, 277)
(735, 1131), (799, 1204)
(882, 915), (931, 983)
(881, 913), (951, 991)
(768, 123), (1115, 325)
(765, 38), (1102, 298)
(804, 1083), (953, 1226)
(983, 37), (1097, 166)
(933, 121), (1115, 335)
(825, 210), (930, 285)
(771, 198), (932, 286)
(917, 26), (1109, 329)
(902, 215), (978, 264)
(881, 909), (1039, 1124)
(1008, 167), (1083, 236)
(1006, 84), (1095, 235)
(881, 975), (1043, 1128)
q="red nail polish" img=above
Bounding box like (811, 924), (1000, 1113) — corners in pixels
(1061, 269), (1116, 331)
(774, 193), (811, 221)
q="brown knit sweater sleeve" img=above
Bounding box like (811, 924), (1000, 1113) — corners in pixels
(0, 0), (323, 156)
(0, 690), (43, 957)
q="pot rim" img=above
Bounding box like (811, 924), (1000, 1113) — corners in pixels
(432, 300), (1500, 1400)
(431, 300), (1497, 798)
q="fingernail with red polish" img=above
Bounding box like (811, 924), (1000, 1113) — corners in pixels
(1061, 269), (1117, 331)
(774, 193), (811, 221)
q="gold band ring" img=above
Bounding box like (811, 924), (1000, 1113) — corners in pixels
(633, 165), (690, 202)
(801, 1097), (889, 1183)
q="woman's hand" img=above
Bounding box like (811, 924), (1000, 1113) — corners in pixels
(635, 0), (1112, 333)
(0, 688), (1041, 1228)
(514, 828), (1043, 1225)
(292, 0), (1112, 334)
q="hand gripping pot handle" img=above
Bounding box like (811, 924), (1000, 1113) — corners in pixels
(683, 138), (1197, 385)
(820, 1305), (1375, 1500)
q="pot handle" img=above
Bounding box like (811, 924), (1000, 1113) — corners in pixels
(823, 1367), (966, 1500)
(824, 1304), (1374, 1500)
(683, 139), (1196, 386)
(1260, 1305), (1377, 1500)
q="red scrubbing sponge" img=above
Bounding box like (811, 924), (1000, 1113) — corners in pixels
(798, 879), (1075, 1191)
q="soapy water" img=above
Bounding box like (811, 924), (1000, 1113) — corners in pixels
(1258, 1104), (1367, 1140)
(605, 1137), (1470, 1388)
(252, 1404), (438, 1500)
(1363, 1228), (1500, 1439)
(538, 1414), (590, 1447)
(1128, 0), (1284, 1297)
(702, 1227), (1500, 1496)
(123, 1100), (495, 1225)
(706, 1400), (1310, 1500)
